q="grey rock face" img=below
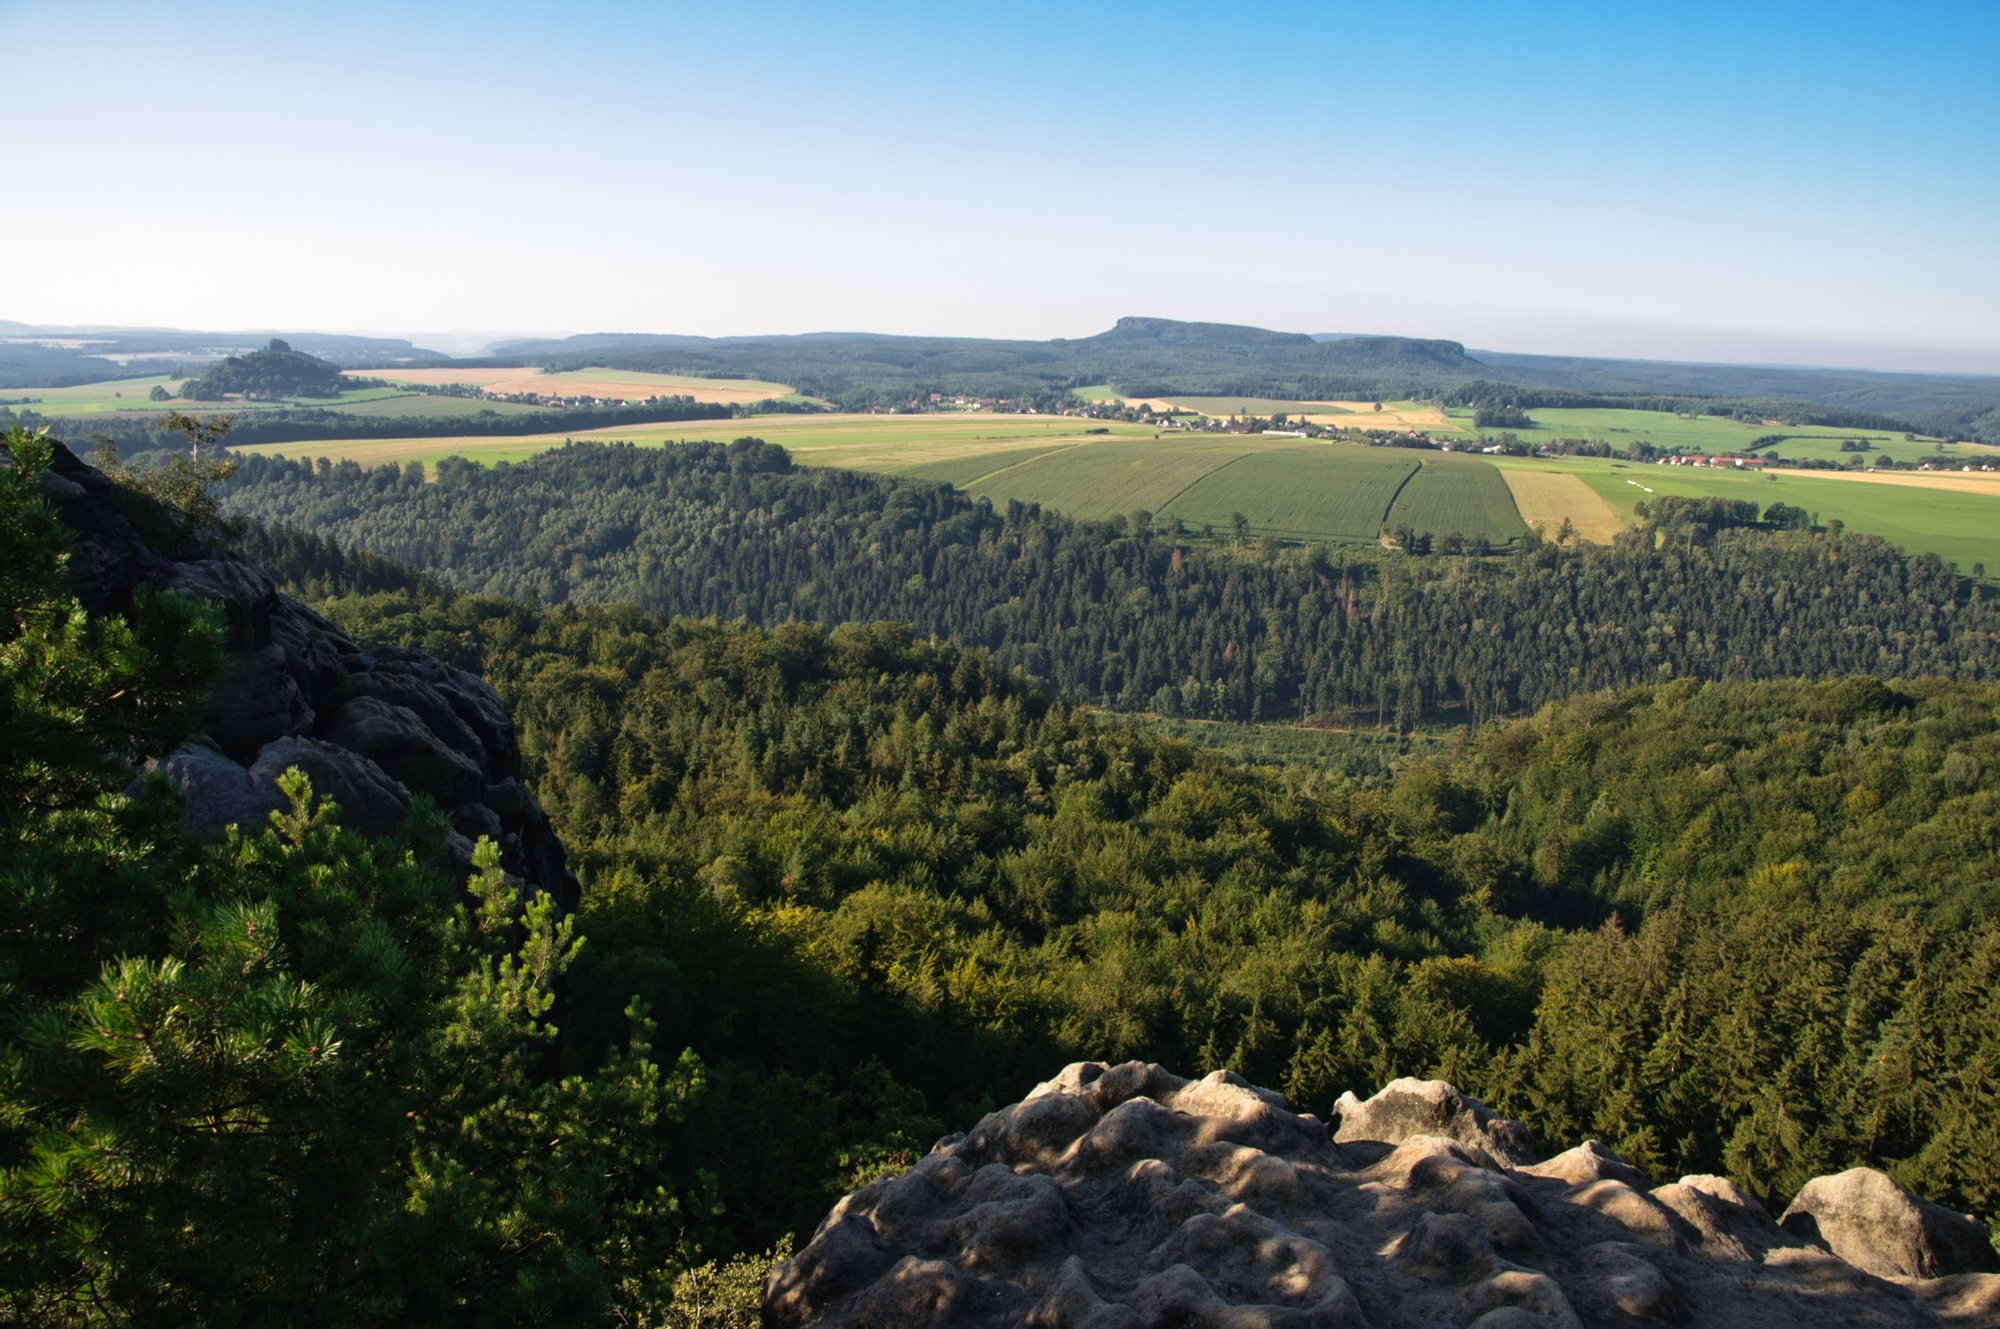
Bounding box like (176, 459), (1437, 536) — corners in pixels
(45, 442), (576, 907)
(247, 738), (414, 840)
(139, 741), (288, 840)
(1781, 1167), (2000, 1281)
(323, 696), (487, 809)
(1333, 1076), (1543, 1169)
(768, 1062), (2000, 1329)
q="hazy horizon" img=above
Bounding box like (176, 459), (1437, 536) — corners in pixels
(4, 0), (1995, 376)
(8, 311), (1998, 379)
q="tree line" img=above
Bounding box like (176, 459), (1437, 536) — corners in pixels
(215, 439), (1999, 729)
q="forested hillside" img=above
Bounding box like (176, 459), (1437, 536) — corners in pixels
(216, 439), (1999, 727)
(483, 317), (1493, 405)
(478, 318), (2000, 435)
(266, 568), (2000, 1259)
(180, 338), (347, 400)
(1471, 350), (2000, 442)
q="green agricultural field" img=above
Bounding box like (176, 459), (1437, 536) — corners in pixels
(1492, 407), (1956, 460)
(313, 394), (551, 418)
(6, 375), (423, 417)
(897, 444), (1084, 488)
(1486, 453), (2000, 574)
(0, 375), (187, 413)
(1154, 445), (1413, 542)
(1749, 435), (1979, 466)
(1070, 385), (1119, 402)
(936, 437), (1525, 545)
(954, 438), (1253, 521)
(1387, 454), (1531, 543)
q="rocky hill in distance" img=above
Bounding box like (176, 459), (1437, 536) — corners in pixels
(768, 1064), (2000, 1328)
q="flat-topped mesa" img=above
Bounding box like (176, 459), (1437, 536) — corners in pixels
(766, 1063), (2000, 1329)
(35, 440), (576, 907)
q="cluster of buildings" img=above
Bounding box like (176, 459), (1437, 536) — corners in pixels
(1655, 454), (1771, 468)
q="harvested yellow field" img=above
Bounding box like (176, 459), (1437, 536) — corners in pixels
(1783, 467), (2000, 496)
(344, 366), (793, 404)
(1502, 469), (1623, 542)
(344, 367), (524, 388)
(1304, 402), (1453, 432)
(1117, 394), (1450, 433)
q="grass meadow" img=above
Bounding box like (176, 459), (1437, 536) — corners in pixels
(6, 376), (415, 416)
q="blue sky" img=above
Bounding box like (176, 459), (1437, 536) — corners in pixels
(3, 0), (1996, 369)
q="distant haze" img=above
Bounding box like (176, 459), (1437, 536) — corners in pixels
(2, 0), (1995, 375)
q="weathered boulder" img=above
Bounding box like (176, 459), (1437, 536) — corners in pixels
(1333, 1076), (1542, 1169)
(323, 695), (487, 810)
(769, 1062), (2000, 1328)
(247, 737), (415, 840)
(42, 441), (576, 907)
(140, 740), (289, 839)
(1781, 1167), (2000, 1281)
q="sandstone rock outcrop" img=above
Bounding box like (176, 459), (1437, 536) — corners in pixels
(767, 1062), (2000, 1328)
(38, 442), (575, 906)
(1332, 1076), (1541, 1170)
(1781, 1167), (2000, 1282)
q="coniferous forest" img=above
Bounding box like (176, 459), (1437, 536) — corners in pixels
(241, 562), (2000, 1260)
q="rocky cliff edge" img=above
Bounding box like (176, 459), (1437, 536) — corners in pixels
(38, 442), (575, 907)
(767, 1063), (2000, 1328)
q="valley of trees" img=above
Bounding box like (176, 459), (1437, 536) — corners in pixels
(258, 553), (2000, 1262)
(218, 440), (1999, 728)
